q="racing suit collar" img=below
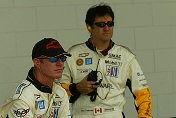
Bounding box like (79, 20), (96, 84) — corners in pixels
(85, 38), (114, 56)
(26, 67), (52, 94)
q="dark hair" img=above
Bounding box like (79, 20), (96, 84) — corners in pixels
(85, 3), (114, 27)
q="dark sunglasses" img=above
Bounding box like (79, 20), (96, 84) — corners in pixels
(94, 21), (114, 28)
(38, 56), (67, 62)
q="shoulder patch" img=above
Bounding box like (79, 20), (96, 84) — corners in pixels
(15, 81), (30, 95)
(16, 83), (26, 94)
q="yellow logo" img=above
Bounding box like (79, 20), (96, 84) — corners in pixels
(35, 101), (38, 110)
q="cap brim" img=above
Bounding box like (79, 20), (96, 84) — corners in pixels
(62, 52), (71, 57)
(44, 52), (71, 58)
(52, 53), (71, 58)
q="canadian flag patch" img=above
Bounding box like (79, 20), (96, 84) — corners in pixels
(94, 107), (103, 115)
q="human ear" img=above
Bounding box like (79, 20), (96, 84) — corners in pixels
(86, 24), (92, 33)
(33, 58), (40, 67)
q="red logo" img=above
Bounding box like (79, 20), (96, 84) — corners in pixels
(46, 41), (61, 49)
(34, 94), (40, 99)
(94, 107), (103, 115)
(14, 108), (30, 117)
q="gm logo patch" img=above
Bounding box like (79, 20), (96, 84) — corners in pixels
(85, 58), (92, 65)
(76, 58), (84, 66)
(38, 100), (45, 110)
(105, 65), (119, 78)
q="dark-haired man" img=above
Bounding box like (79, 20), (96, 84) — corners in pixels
(61, 3), (153, 118)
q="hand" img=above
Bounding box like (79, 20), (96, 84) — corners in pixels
(76, 75), (100, 94)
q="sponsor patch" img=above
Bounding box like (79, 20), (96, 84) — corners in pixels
(137, 72), (144, 76)
(52, 101), (62, 106)
(37, 116), (42, 118)
(105, 60), (123, 66)
(100, 83), (114, 89)
(105, 65), (119, 78)
(79, 53), (89, 57)
(35, 114), (45, 118)
(50, 107), (60, 118)
(76, 58), (84, 66)
(85, 58), (92, 65)
(94, 107), (103, 115)
(46, 41), (61, 49)
(68, 114), (72, 118)
(34, 94), (40, 99)
(14, 108), (29, 117)
(77, 68), (92, 74)
(55, 94), (60, 98)
(108, 53), (121, 60)
(38, 100), (45, 110)
(105, 60), (117, 65)
(16, 83), (26, 94)
(35, 101), (39, 110)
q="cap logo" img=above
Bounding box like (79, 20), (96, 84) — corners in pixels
(46, 41), (61, 49)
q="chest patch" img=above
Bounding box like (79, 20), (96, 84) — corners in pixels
(105, 65), (119, 78)
(76, 58), (84, 66)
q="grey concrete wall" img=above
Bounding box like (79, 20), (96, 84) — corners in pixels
(0, 0), (176, 118)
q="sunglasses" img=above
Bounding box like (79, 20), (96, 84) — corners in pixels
(38, 56), (67, 62)
(94, 21), (114, 28)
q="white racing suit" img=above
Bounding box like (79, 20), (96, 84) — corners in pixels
(0, 67), (71, 118)
(61, 39), (152, 118)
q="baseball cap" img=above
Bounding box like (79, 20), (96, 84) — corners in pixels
(32, 38), (71, 59)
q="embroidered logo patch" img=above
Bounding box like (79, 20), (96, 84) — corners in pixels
(94, 107), (103, 115)
(50, 107), (60, 118)
(34, 94), (40, 100)
(35, 101), (38, 110)
(46, 41), (61, 49)
(16, 83), (26, 94)
(13, 108), (30, 117)
(105, 65), (119, 78)
(76, 58), (84, 66)
(85, 58), (92, 65)
(79, 53), (89, 57)
(38, 100), (45, 110)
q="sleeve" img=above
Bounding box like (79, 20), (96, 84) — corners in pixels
(61, 53), (80, 98)
(6, 99), (34, 118)
(127, 57), (152, 118)
(134, 87), (152, 118)
(61, 48), (81, 102)
(61, 83), (72, 97)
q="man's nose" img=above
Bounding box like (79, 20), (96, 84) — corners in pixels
(103, 25), (109, 30)
(56, 58), (64, 65)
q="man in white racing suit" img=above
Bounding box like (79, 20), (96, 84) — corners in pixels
(61, 3), (152, 118)
(0, 38), (71, 118)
